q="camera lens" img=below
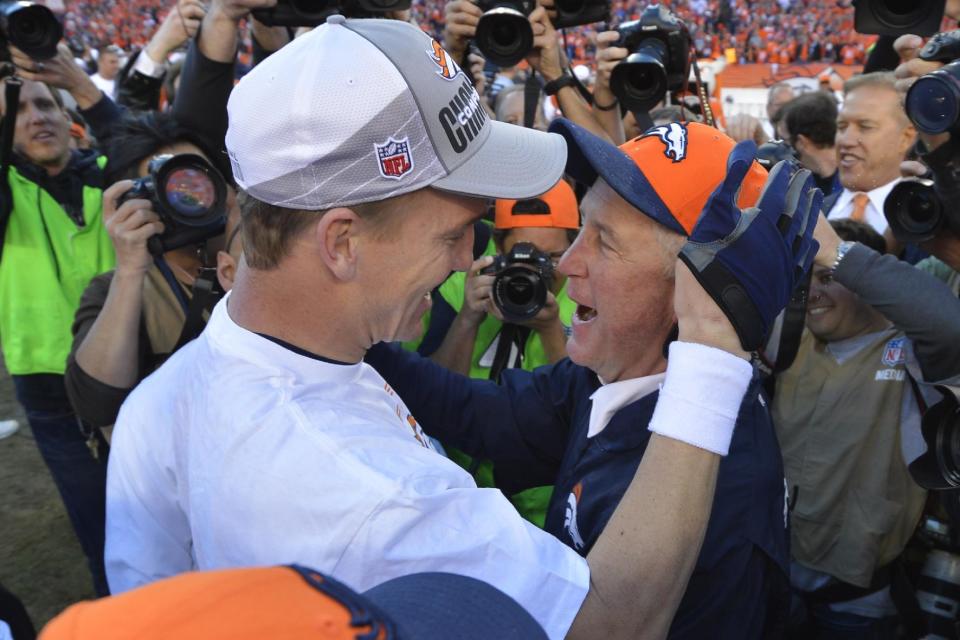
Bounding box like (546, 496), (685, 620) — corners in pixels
(164, 168), (217, 219)
(154, 154), (227, 227)
(872, 0), (931, 31)
(610, 38), (669, 112)
(475, 7), (534, 67)
(0, 2), (62, 60)
(884, 178), (944, 243)
(492, 264), (547, 323)
(907, 66), (960, 135)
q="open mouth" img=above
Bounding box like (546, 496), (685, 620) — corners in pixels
(574, 304), (597, 324)
(839, 153), (861, 168)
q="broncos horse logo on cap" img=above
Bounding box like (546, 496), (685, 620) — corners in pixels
(642, 122), (688, 163)
(428, 40), (462, 81)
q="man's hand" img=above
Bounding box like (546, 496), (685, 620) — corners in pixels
(678, 145), (821, 354)
(145, 0), (206, 63)
(468, 51), (487, 98)
(812, 212), (841, 268)
(516, 291), (561, 333)
(461, 255), (495, 325)
(10, 43), (102, 109)
(103, 181), (165, 279)
(443, 0), (481, 66)
(724, 113), (769, 145)
(526, 5), (564, 82)
(593, 31), (626, 109)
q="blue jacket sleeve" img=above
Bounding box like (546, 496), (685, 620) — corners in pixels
(78, 94), (127, 144)
(365, 342), (580, 493)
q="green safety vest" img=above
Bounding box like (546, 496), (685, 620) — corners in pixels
(433, 235), (576, 527)
(0, 158), (115, 375)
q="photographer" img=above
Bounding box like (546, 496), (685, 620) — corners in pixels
(65, 112), (240, 433)
(442, 0), (615, 142)
(781, 92), (841, 197)
(0, 73), (116, 596)
(774, 216), (960, 637)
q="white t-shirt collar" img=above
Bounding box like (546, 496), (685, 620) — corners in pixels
(587, 372), (666, 438)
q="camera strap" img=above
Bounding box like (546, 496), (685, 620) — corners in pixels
(523, 72), (540, 130)
(0, 76), (21, 263)
(772, 270), (812, 374)
(488, 324), (528, 383)
(173, 268), (220, 352)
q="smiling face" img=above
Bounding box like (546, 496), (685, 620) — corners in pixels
(557, 179), (681, 382)
(806, 265), (888, 342)
(1, 80), (71, 174)
(358, 188), (486, 343)
(836, 84), (915, 193)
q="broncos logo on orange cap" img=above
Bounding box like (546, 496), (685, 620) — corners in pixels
(642, 122), (688, 163)
(428, 40), (461, 81)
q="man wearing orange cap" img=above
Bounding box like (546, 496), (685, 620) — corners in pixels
(366, 119), (800, 638)
(424, 180), (579, 526)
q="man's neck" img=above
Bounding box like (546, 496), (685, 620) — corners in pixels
(807, 145), (837, 179)
(227, 265), (369, 365)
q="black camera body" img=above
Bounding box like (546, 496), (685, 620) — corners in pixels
(884, 177), (960, 243)
(0, 0), (62, 60)
(251, 0), (411, 27)
(852, 0), (945, 37)
(755, 140), (798, 171)
(610, 5), (690, 113)
(474, 0), (608, 67)
(119, 154), (228, 257)
(909, 385), (960, 490)
(480, 242), (554, 323)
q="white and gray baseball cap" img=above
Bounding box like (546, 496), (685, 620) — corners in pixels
(225, 16), (567, 210)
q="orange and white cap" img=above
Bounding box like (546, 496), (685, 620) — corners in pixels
(548, 119), (767, 235)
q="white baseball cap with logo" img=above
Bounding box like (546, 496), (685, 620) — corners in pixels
(225, 15), (567, 210)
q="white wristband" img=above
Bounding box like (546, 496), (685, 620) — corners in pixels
(648, 342), (754, 456)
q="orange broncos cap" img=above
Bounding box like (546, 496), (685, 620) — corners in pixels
(549, 119), (768, 236)
(494, 179), (579, 230)
(40, 566), (390, 640)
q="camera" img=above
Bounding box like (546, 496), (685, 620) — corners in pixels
(480, 242), (554, 323)
(474, 0), (608, 68)
(0, 0), (62, 60)
(610, 5), (690, 113)
(251, 0), (411, 27)
(903, 31), (960, 136)
(884, 177), (960, 243)
(908, 385), (960, 490)
(852, 0), (945, 37)
(118, 154), (228, 257)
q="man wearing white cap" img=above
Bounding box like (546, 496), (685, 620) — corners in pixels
(105, 16), (816, 639)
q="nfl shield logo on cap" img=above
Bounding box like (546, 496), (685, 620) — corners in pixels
(376, 137), (414, 180)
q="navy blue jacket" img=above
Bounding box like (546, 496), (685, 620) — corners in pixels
(365, 344), (790, 639)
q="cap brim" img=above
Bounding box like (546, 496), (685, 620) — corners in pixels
(548, 118), (686, 235)
(432, 121), (567, 200)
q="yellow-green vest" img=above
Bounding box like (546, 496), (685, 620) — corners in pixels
(0, 158), (115, 375)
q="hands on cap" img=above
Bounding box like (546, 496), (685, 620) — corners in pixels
(676, 143), (821, 354)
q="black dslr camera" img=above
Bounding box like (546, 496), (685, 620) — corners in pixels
(474, 0), (608, 67)
(909, 386), (960, 490)
(610, 5), (690, 113)
(852, 0), (945, 37)
(755, 140), (798, 171)
(0, 0), (62, 60)
(251, 0), (411, 27)
(119, 154), (228, 257)
(480, 242), (554, 323)
(905, 31), (960, 137)
(884, 176), (960, 243)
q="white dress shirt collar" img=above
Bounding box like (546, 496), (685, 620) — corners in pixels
(587, 372), (666, 438)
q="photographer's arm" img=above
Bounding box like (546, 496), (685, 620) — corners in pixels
(527, 7), (613, 143)
(815, 215), (960, 382)
(73, 183), (163, 398)
(592, 31), (627, 146)
(428, 256), (493, 375)
(9, 43), (105, 111)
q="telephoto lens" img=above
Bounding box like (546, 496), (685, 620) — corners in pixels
(884, 177), (945, 244)
(0, 0), (62, 60)
(906, 61), (960, 136)
(609, 5), (690, 113)
(474, 0), (535, 68)
(908, 385), (960, 490)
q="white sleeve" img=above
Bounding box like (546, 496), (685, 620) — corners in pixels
(333, 480), (590, 640)
(104, 398), (194, 593)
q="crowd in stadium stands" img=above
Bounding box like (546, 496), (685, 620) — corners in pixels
(62, 0), (871, 66)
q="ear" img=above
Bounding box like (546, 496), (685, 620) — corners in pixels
(315, 207), (361, 281)
(216, 250), (237, 292)
(900, 121), (918, 156)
